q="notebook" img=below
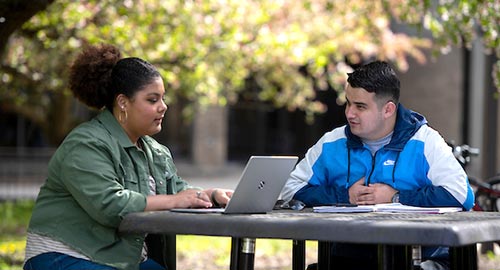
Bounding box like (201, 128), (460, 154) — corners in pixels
(170, 155), (298, 214)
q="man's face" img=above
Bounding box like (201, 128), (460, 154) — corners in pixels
(344, 84), (391, 141)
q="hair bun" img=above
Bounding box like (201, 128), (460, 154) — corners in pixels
(69, 44), (122, 109)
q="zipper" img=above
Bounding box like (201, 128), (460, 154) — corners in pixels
(367, 151), (377, 185)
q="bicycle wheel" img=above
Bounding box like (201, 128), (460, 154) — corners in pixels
(484, 176), (500, 249)
(485, 176), (500, 211)
(471, 176), (493, 211)
(472, 176), (500, 252)
(475, 188), (494, 211)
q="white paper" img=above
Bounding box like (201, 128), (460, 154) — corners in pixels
(313, 203), (462, 214)
(313, 205), (375, 213)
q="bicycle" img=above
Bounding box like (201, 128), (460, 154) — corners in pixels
(448, 141), (500, 253)
(448, 141), (500, 212)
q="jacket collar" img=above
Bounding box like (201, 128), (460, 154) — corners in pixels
(345, 103), (427, 151)
(96, 109), (136, 149)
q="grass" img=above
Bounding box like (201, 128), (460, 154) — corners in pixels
(0, 200), (33, 270)
(0, 200), (33, 237)
(176, 236), (318, 269)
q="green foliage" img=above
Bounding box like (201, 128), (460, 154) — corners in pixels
(0, 200), (33, 270)
(1, 0), (498, 144)
(386, 0), (500, 91)
(176, 235), (233, 267)
(1, 0), (433, 143)
(0, 200), (34, 238)
(0, 240), (25, 269)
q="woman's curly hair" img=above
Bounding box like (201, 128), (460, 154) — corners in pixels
(69, 44), (161, 110)
(69, 44), (121, 110)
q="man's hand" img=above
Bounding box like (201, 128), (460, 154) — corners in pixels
(349, 178), (398, 205)
(348, 178), (366, 204)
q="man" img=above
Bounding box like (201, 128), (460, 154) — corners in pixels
(280, 60), (475, 269)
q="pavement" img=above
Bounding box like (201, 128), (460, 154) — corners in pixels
(0, 159), (245, 200)
(174, 159), (245, 190)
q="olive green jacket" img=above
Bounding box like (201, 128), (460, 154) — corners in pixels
(27, 109), (194, 270)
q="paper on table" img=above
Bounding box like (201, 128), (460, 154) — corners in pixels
(313, 203), (462, 214)
(313, 205), (375, 213)
(374, 203), (462, 214)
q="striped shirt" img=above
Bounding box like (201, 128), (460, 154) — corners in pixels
(25, 232), (90, 263)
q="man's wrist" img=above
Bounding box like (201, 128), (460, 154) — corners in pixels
(391, 191), (400, 203)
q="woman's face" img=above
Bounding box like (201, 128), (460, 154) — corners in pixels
(121, 77), (168, 143)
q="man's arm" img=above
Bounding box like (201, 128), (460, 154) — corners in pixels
(281, 129), (345, 202)
(399, 185), (463, 208)
(294, 184), (349, 206)
(407, 127), (475, 210)
(281, 127), (358, 206)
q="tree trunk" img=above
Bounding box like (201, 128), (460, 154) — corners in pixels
(0, 0), (55, 55)
(192, 105), (227, 172)
(46, 92), (76, 145)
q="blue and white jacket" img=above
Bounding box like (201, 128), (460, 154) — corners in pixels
(281, 104), (475, 211)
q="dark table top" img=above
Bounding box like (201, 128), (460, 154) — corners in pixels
(119, 209), (500, 247)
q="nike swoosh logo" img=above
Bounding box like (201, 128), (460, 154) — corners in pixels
(383, 160), (395, 166)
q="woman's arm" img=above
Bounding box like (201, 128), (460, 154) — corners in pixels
(144, 188), (233, 211)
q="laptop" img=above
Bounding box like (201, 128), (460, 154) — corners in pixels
(171, 156), (298, 214)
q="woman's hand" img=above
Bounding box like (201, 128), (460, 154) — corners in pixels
(144, 188), (234, 211)
(145, 189), (212, 211)
(176, 189), (214, 208)
(209, 188), (233, 207)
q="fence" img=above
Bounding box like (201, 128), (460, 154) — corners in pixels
(0, 147), (54, 200)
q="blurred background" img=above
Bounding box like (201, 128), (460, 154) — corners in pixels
(1, 0), (499, 269)
(1, 0), (498, 197)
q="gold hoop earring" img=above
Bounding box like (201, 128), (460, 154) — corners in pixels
(119, 110), (128, 124)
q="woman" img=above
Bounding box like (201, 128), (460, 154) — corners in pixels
(23, 44), (232, 270)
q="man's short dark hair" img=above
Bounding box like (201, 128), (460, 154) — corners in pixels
(347, 61), (400, 104)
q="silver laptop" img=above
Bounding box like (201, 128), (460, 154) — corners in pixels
(171, 156), (298, 214)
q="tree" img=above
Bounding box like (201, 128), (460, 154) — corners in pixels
(385, 0), (499, 92)
(1, 0), (497, 146)
(0, 0), (429, 145)
(0, 0), (55, 54)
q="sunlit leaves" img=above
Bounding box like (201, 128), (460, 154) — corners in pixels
(389, 0), (500, 91)
(3, 0), (498, 139)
